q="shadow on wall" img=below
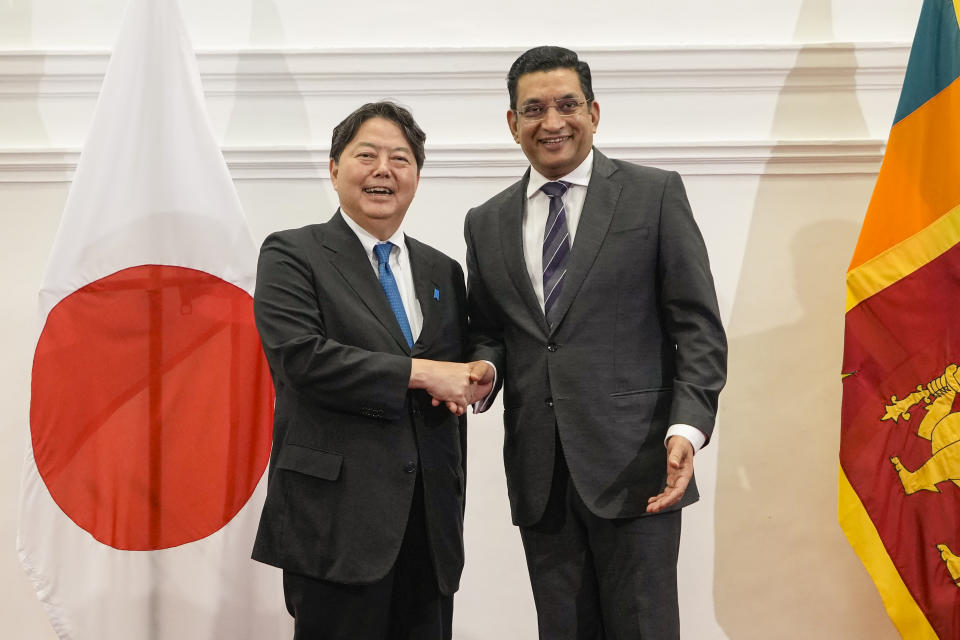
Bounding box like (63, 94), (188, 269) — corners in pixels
(713, 0), (899, 638)
(0, 0), (50, 148)
(223, 0), (334, 242)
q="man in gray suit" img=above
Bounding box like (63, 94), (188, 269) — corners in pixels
(465, 47), (727, 638)
(252, 102), (489, 640)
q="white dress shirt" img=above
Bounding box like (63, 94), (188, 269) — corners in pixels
(340, 210), (423, 342)
(523, 150), (593, 308)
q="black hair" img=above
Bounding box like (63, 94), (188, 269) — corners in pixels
(507, 46), (594, 110)
(330, 101), (426, 171)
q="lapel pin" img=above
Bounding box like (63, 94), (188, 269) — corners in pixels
(433, 288), (440, 300)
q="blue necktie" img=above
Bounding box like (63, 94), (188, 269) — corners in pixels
(373, 242), (414, 349)
(541, 180), (571, 324)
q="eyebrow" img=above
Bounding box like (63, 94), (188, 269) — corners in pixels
(521, 93), (580, 106)
(353, 141), (412, 154)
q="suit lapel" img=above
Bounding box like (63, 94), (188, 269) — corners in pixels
(406, 237), (440, 356)
(547, 151), (621, 333)
(499, 172), (551, 336)
(323, 211), (412, 353)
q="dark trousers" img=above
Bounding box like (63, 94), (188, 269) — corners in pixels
(282, 474), (452, 640)
(520, 442), (682, 640)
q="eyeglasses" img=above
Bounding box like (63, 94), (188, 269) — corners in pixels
(515, 99), (588, 121)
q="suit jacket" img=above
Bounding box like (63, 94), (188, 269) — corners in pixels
(251, 211), (468, 596)
(465, 149), (727, 527)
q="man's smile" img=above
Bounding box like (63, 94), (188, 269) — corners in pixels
(539, 135), (571, 147)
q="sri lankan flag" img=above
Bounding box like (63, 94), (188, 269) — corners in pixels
(840, 0), (960, 637)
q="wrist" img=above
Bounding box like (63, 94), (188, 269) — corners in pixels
(409, 358), (431, 389)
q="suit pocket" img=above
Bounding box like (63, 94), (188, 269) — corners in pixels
(276, 443), (343, 481)
(608, 223), (651, 236)
(610, 388), (671, 423)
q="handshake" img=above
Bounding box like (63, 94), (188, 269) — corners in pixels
(409, 359), (495, 416)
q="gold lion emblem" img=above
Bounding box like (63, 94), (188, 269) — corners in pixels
(884, 364), (960, 586)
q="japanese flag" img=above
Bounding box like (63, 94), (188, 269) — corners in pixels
(17, 0), (289, 637)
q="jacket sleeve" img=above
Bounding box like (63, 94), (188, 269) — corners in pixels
(657, 171), (728, 444)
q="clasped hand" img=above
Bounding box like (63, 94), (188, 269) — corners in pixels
(409, 359), (494, 416)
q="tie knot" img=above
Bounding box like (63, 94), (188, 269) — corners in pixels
(540, 181), (570, 199)
(373, 242), (394, 266)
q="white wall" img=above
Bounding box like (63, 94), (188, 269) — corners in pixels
(0, 0), (924, 638)
(2, 0), (920, 48)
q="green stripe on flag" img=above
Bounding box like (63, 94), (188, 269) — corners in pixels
(894, 0), (960, 125)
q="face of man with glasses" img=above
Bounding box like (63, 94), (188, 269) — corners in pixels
(507, 67), (600, 180)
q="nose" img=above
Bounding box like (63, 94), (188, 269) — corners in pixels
(373, 153), (392, 176)
(541, 105), (565, 129)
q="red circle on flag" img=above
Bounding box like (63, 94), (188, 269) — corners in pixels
(30, 265), (274, 551)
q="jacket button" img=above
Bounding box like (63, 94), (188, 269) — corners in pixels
(545, 398), (554, 408)
(404, 461), (417, 474)
(546, 343), (558, 352)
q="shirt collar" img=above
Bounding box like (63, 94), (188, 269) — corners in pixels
(526, 149), (594, 199)
(339, 208), (407, 260)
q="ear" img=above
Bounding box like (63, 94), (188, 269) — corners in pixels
(589, 100), (600, 133)
(506, 109), (520, 143)
(329, 157), (339, 189)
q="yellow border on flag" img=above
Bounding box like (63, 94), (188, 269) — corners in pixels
(838, 466), (938, 639)
(846, 205), (960, 312)
(955, 0), (960, 31)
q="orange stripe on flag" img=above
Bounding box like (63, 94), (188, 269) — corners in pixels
(850, 77), (960, 271)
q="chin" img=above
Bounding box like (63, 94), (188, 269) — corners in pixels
(538, 162), (573, 179)
(362, 210), (398, 220)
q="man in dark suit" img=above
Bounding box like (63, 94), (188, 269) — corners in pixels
(465, 47), (728, 638)
(252, 101), (489, 640)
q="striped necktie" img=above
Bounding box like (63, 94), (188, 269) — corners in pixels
(373, 242), (414, 349)
(540, 180), (571, 325)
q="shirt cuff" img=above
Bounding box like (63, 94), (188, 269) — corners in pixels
(665, 423), (705, 453)
(472, 361), (498, 414)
